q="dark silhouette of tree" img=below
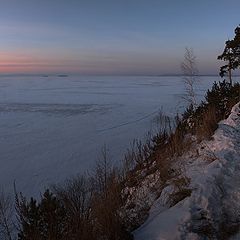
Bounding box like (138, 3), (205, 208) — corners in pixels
(16, 190), (68, 240)
(218, 25), (240, 85)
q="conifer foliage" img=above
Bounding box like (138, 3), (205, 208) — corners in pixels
(16, 190), (68, 240)
(182, 80), (240, 138)
(218, 25), (240, 85)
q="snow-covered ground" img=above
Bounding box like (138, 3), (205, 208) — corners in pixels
(134, 102), (240, 239)
(0, 75), (216, 196)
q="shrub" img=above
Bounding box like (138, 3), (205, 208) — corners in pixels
(16, 149), (133, 240)
(182, 80), (240, 139)
(16, 190), (69, 240)
(53, 175), (96, 240)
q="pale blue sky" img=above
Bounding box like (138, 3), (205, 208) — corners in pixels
(0, 0), (239, 74)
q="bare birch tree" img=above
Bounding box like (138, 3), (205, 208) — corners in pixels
(0, 191), (14, 240)
(181, 47), (199, 108)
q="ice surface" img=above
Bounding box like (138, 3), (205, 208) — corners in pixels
(0, 75), (217, 196)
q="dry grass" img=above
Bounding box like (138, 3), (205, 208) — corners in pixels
(196, 105), (218, 140)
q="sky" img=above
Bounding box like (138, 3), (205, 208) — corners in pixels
(0, 0), (240, 75)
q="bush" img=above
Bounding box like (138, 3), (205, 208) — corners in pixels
(16, 190), (69, 240)
(182, 80), (240, 139)
(16, 151), (133, 240)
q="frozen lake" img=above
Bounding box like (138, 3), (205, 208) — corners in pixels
(0, 75), (218, 196)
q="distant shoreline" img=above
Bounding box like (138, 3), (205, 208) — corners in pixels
(0, 73), (234, 78)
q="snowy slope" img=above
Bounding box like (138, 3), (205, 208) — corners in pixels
(134, 102), (240, 240)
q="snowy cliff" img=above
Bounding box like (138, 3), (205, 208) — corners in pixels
(134, 102), (240, 239)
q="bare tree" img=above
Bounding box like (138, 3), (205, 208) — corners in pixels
(0, 191), (14, 240)
(181, 47), (199, 108)
(53, 175), (95, 239)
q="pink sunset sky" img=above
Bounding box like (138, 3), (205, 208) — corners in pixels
(0, 0), (239, 75)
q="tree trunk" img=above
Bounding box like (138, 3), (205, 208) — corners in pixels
(228, 65), (232, 86)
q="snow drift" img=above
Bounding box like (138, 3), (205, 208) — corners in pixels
(134, 102), (240, 239)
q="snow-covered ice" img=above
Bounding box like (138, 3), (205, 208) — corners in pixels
(0, 75), (216, 196)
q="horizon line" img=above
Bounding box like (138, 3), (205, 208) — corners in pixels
(0, 73), (224, 77)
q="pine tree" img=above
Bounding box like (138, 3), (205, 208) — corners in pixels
(218, 25), (240, 85)
(16, 190), (68, 240)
